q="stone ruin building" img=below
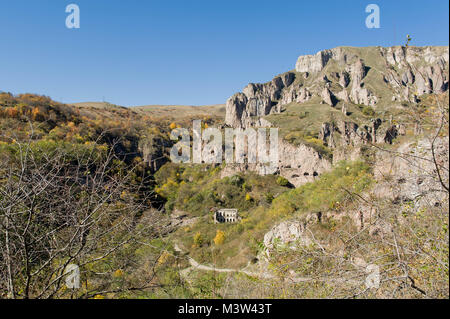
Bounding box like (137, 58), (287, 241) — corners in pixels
(214, 208), (240, 223)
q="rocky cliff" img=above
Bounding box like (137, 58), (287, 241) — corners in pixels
(226, 46), (448, 128)
(221, 138), (332, 187)
(224, 46), (449, 186)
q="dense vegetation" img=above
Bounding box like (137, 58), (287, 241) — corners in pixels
(0, 91), (448, 299)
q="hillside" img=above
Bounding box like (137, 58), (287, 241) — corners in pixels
(223, 45), (449, 185)
(72, 102), (226, 121)
(158, 45), (449, 298)
(0, 45), (448, 299)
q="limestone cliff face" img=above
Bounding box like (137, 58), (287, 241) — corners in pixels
(223, 46), (448, 186)
(263, 220), (311, 250)
(277, 139), (331, 186)
(226, 46), (449, 128)
(225, 73), (295, 128)
(295, 49), (334, 73)
(220, 138), (332, 187)
(372, 136), (449, 206)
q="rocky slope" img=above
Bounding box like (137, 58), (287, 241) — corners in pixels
(221, 139), (332, 187)
(226, 46), (449, 128)
(261, 135), (449, 269)
(224, 46), (449, 186)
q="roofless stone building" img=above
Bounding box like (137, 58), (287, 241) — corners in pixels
(214, 209), (239, 224)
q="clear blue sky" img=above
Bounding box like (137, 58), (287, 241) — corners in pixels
(0, 0), (448, 106)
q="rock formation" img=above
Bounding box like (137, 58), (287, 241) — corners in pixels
(263, 220), (311, 250)
(295, 49), (333, 73)
(226, 46), (448, 129)
(223, 45), (449, 186)
(321, 87), (336, 106)
(221, 138), (332, 187)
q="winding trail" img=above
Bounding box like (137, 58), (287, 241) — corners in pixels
(173, 243), (311, 281)
(173, 243), (363, 285)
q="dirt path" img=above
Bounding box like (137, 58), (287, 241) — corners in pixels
(173, 243), (311, 281)
(173, 244), (365, 286)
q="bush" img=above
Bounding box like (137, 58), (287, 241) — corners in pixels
(270, 161), (373, 217)
(362, 106), (376, 116)
(193, 232), (205, 247)
(230, 175), (244, 186)
(276, 176), (289, 186)
(265, 192), (274, 203)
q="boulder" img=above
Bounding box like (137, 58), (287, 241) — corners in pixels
(263, 221), (311, 249)
(321, 87), (336, 106)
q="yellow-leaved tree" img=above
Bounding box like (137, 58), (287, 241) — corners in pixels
(213, 230), (225, 245)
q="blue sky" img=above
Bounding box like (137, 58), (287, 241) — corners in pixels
(0, 0), (448, 106)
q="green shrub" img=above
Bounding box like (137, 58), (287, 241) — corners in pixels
(362, 106), (376, 116)
(265, 192), (274, 203)
(230, 175), (244, 186)
(193, 232), (204, 246)
(276, 176), (289, 186)
(270, 161), (373, 217)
